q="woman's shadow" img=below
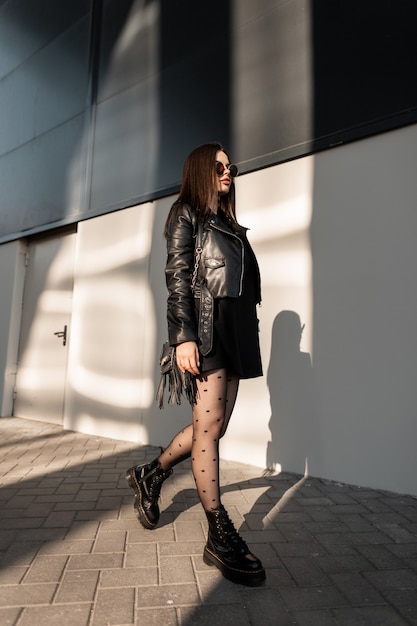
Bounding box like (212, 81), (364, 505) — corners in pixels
(155, 310), (320, 530)
(266, 310), (319, 478)
(156, 467), (307, 531)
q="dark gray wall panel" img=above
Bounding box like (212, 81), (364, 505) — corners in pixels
(155, 47), (231, 189)
(311, 1), (417, 146)
(97, 0), (156, 103)
(91, 39), (233, 213)
(232, 0), (312, 165)
(156, 0), (231, 185)
(0, 0), (90, 78)
(0, 114), (88, 238)
(90, 77), (159, 212)
(91, 0), (232, 210)
(0, 16), (91, 155)
(1, 0), (416, 242)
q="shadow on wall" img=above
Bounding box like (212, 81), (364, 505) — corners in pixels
(266, 310), (320, 477)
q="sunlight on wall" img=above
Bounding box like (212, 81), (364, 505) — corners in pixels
(237, 158), (314, 352)
(72, 412), (149, 446)
(16, 366), (66, 392)
(221, 158), (314, 472)
(12, 233), (76, 425)
(114, 0), (159, 57)
(88, 0), (161, 212)
(70, 365), (153, 408)
(64, 203), (157, 442)
(38, 289), (75, 313)
(68, 272), (155, 409)
(229, 0), (314, 470)
(73, 229), (152, 274)
(260, 250), (312, 287)
(231, 0), (313, 164)
(239, 192), (313, 243)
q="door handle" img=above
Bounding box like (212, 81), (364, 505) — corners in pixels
(54, 325), (67, 346)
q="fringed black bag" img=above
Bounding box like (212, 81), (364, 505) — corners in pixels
(156, 221), (203, 409)
(156, 341), (198, 409)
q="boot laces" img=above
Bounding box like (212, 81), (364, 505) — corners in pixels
(147, 466), (171, 501)
(221, 513), (248, 553)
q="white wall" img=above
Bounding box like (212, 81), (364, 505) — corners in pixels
(223, 123), (417, 496)
(2, 123), (417, 496)
(145, 124), (417, 497)
(0, 240), (26, 416)
(63, 202), (159, 443)
(310, 124), (417, 495)
(222, 123), (417, 497)
(221, 156), (314, 474)
(61, 195), (203, 449)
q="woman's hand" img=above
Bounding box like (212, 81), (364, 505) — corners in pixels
(176, 341), (200, 375)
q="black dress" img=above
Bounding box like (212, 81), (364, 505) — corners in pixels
(196, 210), (263, 379)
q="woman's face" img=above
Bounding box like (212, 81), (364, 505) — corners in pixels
(215, 150), (233, 196)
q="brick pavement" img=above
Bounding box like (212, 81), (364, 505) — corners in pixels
(0, 416), (417, 626)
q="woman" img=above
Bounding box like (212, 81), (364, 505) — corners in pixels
(126, 142), (265, 586)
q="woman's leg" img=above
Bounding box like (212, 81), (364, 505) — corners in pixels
(219, 374), (239, 438)
(158, 424), (193, 469)
(190, 368), (238, 510)
(191, 370), (265, 586)
(158, 370), (239, 474)
(126, 369), (239, 528)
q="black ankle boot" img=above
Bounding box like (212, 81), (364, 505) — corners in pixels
(125, 459), (172, 529)
(203, 504), (266, 586)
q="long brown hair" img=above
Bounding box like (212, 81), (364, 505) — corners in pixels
(164, 142), (237, 237)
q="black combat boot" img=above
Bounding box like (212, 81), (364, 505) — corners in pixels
(203, 504), (266, 586)
(125, 459), (172, 529)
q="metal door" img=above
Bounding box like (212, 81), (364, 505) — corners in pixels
(14, 231), (76, 425)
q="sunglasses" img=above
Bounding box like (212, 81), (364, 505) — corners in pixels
(215, 161), (238, 178)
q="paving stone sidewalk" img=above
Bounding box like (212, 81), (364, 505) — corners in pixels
(0, 416), (417, 626)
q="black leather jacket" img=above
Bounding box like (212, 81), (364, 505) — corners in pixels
(165, 203), (261, 354)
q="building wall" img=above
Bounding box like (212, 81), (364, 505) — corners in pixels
(225, 124), (417, 496)
(310, 124), (417, 495)
(1, 0), (416, 242)
(3, 123), (415, 495)
(0, 0), (92, 238)
(1, 1), (417, 495)
(0, 241), (27, 415)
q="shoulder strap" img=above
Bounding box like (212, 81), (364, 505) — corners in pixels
(191, 220), (204, 292)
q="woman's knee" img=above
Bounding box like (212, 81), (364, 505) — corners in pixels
(193, 415), (224, 438)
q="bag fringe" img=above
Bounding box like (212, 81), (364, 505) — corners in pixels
(156, 342), (198, 409)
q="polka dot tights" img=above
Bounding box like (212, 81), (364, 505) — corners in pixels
(158, 369), (239, 510)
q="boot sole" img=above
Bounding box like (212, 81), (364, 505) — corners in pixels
(125, 468), (157, 530)
(203, 547), (266, 587)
